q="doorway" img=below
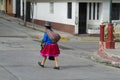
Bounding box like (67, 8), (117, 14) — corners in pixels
(15, 0), (21, 18)
(22, 1), (31, 22)
(79, 3), (87, 34)
(6, 0), (13, 15)
(26, 2), (31, 22)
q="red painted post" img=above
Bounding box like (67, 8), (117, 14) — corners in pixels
(100, 25), (105, 42)
(106, 23), (115, 49)
(99, 24), (105, 51)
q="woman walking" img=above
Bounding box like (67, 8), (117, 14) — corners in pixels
(38, 21), (60, 70)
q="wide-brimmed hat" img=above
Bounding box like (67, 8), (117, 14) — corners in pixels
(45, 21), (51, 27)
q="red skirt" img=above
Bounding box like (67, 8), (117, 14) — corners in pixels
(40, 44), (60, 57)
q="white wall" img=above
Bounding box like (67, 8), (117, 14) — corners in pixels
(33, 2), (76, 25)
(27, 0), (112, 34)
(21, 0), (23, 16)
(101, 0), (110, 23)
(13, 0), (16, 14)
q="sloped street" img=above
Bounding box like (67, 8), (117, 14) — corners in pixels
(0, 15), (120, 80)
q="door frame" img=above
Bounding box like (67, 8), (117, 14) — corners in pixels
(78, 2), (87, 34)
(15, 0), (21, 17)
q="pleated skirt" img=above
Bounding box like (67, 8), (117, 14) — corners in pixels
(40, 44), (60, 57)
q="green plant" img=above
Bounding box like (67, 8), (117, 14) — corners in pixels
(104, 27), (115, 41)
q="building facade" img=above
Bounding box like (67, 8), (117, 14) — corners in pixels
(10, 0), (120, 34)
(0, 0), (6, 13)
(6, 0), (14, 16)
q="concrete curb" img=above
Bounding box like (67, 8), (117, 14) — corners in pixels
(91, 50), (120, 68)
(79, 37), (99, 42)
(91, 52), (111, 65)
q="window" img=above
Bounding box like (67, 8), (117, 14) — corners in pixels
(50, 2), (54, 14)
(89, 3), (100, 20)
(89, 3), (91, 20)
(93, 3), (96, 20)
(67, 2), (72, 19)
(112, 3), (120, 20)
(97, 3), (99, 20)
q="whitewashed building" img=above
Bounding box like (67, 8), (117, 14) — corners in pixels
(12, 0), (120, 34)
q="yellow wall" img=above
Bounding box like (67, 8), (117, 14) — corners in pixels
(0, 0), (5, 11)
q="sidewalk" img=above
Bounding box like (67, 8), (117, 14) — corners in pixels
(0, 14), (99, 42)
(1, 14), (120, 68)
(91, 42), (120, 68)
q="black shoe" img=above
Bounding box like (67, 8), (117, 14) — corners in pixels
(38, 62), (44, 68)
(54, 67), (60, 70)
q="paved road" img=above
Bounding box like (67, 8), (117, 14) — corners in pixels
(0, 16), (120, 80)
